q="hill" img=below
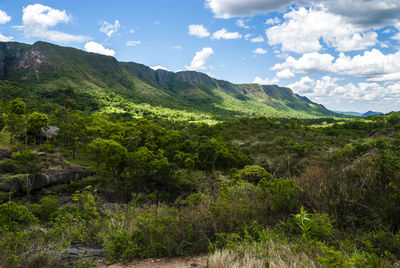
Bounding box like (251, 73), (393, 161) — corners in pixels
(0, 41), (339, 121)
(361, 111), (383, 117)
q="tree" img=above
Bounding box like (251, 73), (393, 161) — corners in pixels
(27, 112), (49, 145)
(6, 98), (26, 145)
(8, 98), (25, 115)
(88, 138), (127, 179)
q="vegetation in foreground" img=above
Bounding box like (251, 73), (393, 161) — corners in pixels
(0, 96), (399, 267)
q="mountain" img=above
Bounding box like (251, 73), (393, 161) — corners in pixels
(0, 41), (339, 121)
(333, 111), (362, 117)
(361, 111), (383, 117)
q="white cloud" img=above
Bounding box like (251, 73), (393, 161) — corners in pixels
(368, 73), (400, 82)
(266, 7), (379, 53)
(188, 24), (210, 38)
(212, 28), (242, 39)
(236, 19), (249, 29)
(392, 33), (400, 40)
(288, 75), (400, 111)
(331, 49), (400, 78)
(84, 41), (115, 56)
(253, 76), (279, 85)
(185, 47), (214, 71)
(0, 33), (12, 42)
(253, 48), (267, 54)
(276, 68), (295, 79)
(205, 0), (291, 18)
(0, 10), (11, 24)
(100, 20), (120, 38)
(205, 0), (400, 29)
(271, 52), (335, 73)
(126, 40), (141, 46)
(244, 34), (252, 40)
(151, 65), (170, 71)
(172, 45), (182, 50)
(265, 17), (281, 25)
(251, 35), (264, 43)
(21, 4), (88, 43)
(129, 29), (135, 34)
(287, 76), (315, 94)
(272, 49), (400, 82)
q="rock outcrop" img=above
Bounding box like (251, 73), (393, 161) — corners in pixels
(0, 170), (94, 192)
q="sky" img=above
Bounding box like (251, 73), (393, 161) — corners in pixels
(0, 0), (399, 113)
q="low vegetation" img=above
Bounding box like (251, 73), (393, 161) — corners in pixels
(0, 95), (399, 267)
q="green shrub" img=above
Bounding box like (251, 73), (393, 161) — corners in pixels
(233, 165), (272, 183)
(0, 201), (37, 233)
(293, 207), (333, 242)
(28, 196), (60, 222)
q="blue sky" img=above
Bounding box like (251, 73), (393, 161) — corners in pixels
(0, 0), (399, 113)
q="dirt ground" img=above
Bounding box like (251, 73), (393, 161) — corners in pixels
(97, 255), (208, 268)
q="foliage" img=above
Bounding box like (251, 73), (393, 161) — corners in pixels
(293, 206), (333, 242)
(0, 202), (37, 233)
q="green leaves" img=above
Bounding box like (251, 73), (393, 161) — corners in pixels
(87, 138), (127, 177)
(27, 112), (49, 135)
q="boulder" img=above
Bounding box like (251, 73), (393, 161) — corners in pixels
(0, 170), (95, 192)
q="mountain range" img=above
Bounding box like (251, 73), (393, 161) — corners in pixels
(0, 41), (340, 121)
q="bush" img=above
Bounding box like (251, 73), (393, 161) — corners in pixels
(293, 207), (333, 242)
(0, 201), (38, 233)
(28, 196), (60, 222)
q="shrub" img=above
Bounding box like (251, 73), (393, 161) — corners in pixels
(28, 196), (60, 222)
(293, 207), (333, 242)
(0, 201), (37, 233)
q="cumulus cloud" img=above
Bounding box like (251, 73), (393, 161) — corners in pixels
(151, 66), (170, 71)
(287, 75), (400, 111)
(266, 7), (379, 53)
(205, 0), (400, 29)
(253, 76), (279, 85)
(271, 52), (335, 73)
(185, 47), (214, 71)
(188, 24), (210, 38)
(253, 48), (267, 54)
(21, 4), (88, 43)
(0, 33), (12, 42)
(212, 28), (242, 39)
(0, 10), (11, 24)
(272, 49), (400, 82)
(276, 68), (295, 79)
(236, 19), (249, 29)
(265, 17), (281, 25)
(319, 0), (400, 28)
(100, 20), (120, 38)
(205, 0), (291, 18)
(251, 36), (264, 43)
(84, 41), (115, 56)
(126, 40), (141, 46)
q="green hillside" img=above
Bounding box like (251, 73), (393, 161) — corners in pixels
(0, 41), (339, 121)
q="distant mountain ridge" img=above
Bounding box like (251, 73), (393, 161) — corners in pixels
(0, 41), (340, 120)
(334, 110), (383, 117)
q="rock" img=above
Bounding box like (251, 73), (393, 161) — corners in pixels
(61, 245), (104, 259)
(30, 170), (94, 191)
(0, 170), (95, 192)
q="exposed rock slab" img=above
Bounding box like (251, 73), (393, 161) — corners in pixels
(0, 170), (94, 192)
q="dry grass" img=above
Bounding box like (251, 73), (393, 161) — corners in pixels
(208, 240), (317, 268)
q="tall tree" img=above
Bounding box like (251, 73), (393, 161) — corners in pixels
(27, 112), (49, 145)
